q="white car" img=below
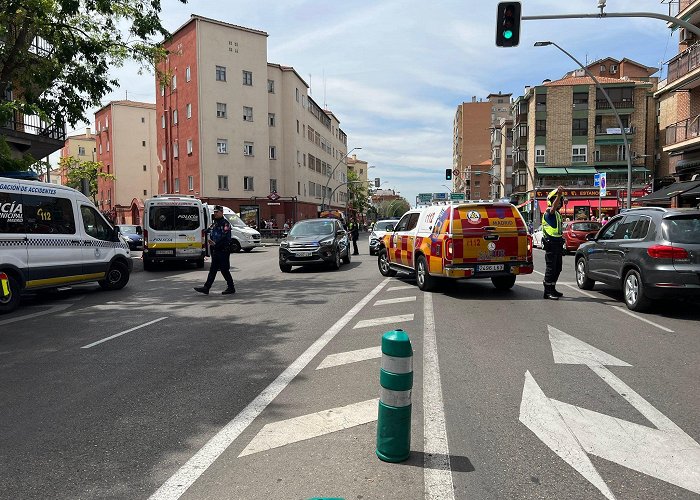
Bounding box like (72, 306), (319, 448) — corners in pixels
(368, 219), (399, 256)
(204, 204), (261, 253)
(532, 225), (544, 249)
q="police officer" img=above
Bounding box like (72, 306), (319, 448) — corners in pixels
(349, 218), (360, 255)
(542, 186), (565, 300)
(194, 206), (236, 295)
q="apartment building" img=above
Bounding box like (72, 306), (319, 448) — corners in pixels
(59, 128), (96, 184)
(94, 101), (159, 224)
(564, 57), (658, 81)
(156, 15), (350, 228)
(347, 154), (370, 184)
(492, 117), (513, 198)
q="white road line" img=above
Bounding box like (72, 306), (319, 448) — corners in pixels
(316, 346), (382, 370)
(533, 270), (545, 277)
(353, 314), (414, 329)
(0, 302), (74, 326)
(517, 281), (575, 285)
(612, 306), (675, 333)
(565, 283), (597, 299)
(374, 296), (417, 306)
(423, 292), (455, 500)
(80, 317), (168, 349)
(148, 278), (390, 500)
(238, 398), (379, 457)
(387, 285), (414, 291)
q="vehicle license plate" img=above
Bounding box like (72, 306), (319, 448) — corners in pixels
(156, 250), (173, 255)
(295, 252), (312, 257)
(478, 264), (504, 272)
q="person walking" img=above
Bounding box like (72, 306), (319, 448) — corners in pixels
(194, 205), (236, 295)
(542, 187), (565, 300)
(350, 218), (360, 255)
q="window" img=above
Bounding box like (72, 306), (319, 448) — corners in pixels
(173, 142), (178, 158)
(617, 145), (627, 161)
(148, 206), (200, 231)
(519, 124), (527, 137)
(244, 142), (254, 156)
(78, 146), (86, 156)
(216, 65), (226, 81)
(218, 175), (229, 190)
(162, 180), (166, 192)
(631, 216), (651, 239)
(172, 75), (177, 90)
(535, 120), (546, 136)
(244, 176), (254, 190)
(144, 190), (147, 196)
(270, 179), (277, 192)
(572, 118), (588, 136)
(142, 140), (146, 147)
(187, 139), (193, 155)
(217, 139), (228, 154)
(81, 205), (111, 240)
(188, 176), (194, 191)
(572, 146), (587, 162)
(268, 113), (275, 126)
(186, 66), (191, 82)
(0, 192), (76, 234)
(297, 150), (300, 164)
(297, 120), (300, 133)
(600, 65), (606, 72)
(296, 88), (300, 102)
(269, 146), (277, 159)
(143, 165), (147, 171)
(98, 143), (102, 154)
(160, 85), (164, 96)
(217, 102), (227, 118)
(268, 79), (275, 93)
(141, 117), (145, 123)
(186, 103), (192, 119)
(106, 141), (109, 152)
(161, 115), (165, 129)
(174, 178), (180, 192)
(474, 181), (481, 188)
(161, 145), (166, 160)
(535, 146), (546, 164)
(394, 213), (412, 232)
(172, 109), (178, 125)
(610, 64), (618, 74)
(536, 93), (547, 112)
(243, 106), (253, 121)
(242, 70), (252, 86)
(573, 92), (588, 109)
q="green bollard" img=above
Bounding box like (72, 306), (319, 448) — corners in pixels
(376, 329), (413, 463)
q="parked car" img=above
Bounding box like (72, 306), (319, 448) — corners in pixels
(204, 204), (261, 252)
(368, 219), (399, 255)
(574, 207), (700, 311)
(279, 218), (351, 272)
(532, 225), (544, 249)
(115, 224), (143, 250)
(563, 221), (601, 253)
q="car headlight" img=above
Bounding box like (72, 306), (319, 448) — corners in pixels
(370, 232), (377, 239)
(280, 241), (289, 248)
(319, 238), (334, 246)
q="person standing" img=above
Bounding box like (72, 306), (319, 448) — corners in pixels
(350, 218), (360, 255)
(195, 206), (236, 295)
(542, 187), (565, 300)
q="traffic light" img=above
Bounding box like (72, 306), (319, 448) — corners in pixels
(445, 169), (452, 181)
(375, 177), (381, 188)
(495, 2), (521, 47)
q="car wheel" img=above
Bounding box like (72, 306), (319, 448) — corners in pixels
(415, 255), (436, 291)
(331, 249), (342, 270)
(0, 273), (21, 314)
(491, 275), (516, 290)
(230, 240), (241, 253)
(243, 248), (253, 253)
(342, 249), (351, 264)
(623, 269), (652, 312)
(279, 263), (292, 273)
(195, 258), (205, 268)
(378, 248), (397, 277)
(99, 262), (130, 291)
(575, 258), (595, 290)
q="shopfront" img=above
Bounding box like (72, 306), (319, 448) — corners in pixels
(533, 188), (621, 219)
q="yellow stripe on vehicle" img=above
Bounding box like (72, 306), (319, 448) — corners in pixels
(26, 273), (106, 288)
(147, 242), (201, 249)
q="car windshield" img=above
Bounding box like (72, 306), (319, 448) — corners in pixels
(117, 225), (139, 234)
(663, 215), (700, 244)
(571, 222), (601, 232)
(376, 221), (396, 232)
(289, 220), (335, 237)
(224, 213), (248, 228)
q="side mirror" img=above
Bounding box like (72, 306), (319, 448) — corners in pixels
(336, 229), (345, 237)
(586, 233), (597, 241)
(282, 232), (288, 238)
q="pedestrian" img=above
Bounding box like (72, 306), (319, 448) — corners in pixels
(194, 205), (236, 295)
(350, 218), (360, 255)
(542, 187), (565, 300)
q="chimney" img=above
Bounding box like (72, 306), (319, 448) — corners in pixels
(86, 127), (91, 137)
(472, 96), (477, 102)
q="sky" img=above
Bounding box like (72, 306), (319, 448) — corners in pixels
(71, 0), (675, 206)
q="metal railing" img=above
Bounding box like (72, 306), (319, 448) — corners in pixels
(2, 110), (66, 141)
(665, 114), (700, 146)
(666, 44), (700, 85)
(595, 99), (634, 109)
(595, 126), (635, 134)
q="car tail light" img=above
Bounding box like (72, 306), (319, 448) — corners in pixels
(143, 229), (148, 250)
(527, 235), (533, 255)
(445, 238), (453, 261)
(647, 244), (689, 260)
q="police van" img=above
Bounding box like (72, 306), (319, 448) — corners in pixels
(142, 195), (207, 270)
(203, 204), (261, 253)
(0, 178), (132, 314)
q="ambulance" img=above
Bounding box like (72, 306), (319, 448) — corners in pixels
(377, 201), (533, 291)
(142, 195), (207, 270)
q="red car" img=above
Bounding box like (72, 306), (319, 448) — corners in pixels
(563, 221), (602, 252)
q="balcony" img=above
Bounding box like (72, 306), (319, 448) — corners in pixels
(664, 114), (700, 151)
(1, 110), (66, 159)
(660, 45), (700, 93)
(595, 99), (634, 110)
(595, 126), (635, 135)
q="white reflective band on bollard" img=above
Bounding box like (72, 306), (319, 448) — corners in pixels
(381, 354), (413, 374)
(380, 387), (412, 408)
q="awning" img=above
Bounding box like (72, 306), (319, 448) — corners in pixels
(676, 159), (700, 171)
(536, 167), (568, 175)
(635, 180), (700, 202)
(537, 199), (619, 214)
(566, 166), (597, 174)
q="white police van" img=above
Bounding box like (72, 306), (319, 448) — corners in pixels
(204, 204), (261, 252)
(142, 195), (207, 270)
(0, 178), (132, 314)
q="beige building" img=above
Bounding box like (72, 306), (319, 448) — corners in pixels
(347, 154), (370, 183)
(156, 15), (350, 226)
(94, 101), (159, 224)
(59, 128), (96, 185)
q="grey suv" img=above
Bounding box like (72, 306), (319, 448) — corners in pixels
(279, 218), (351, 272)
(574, 207), (700, 311)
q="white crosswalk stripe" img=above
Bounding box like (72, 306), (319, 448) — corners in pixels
(374, 296), (416, 306)
(387, 285), (414, 291)
(316, 346), (382, 370)
(354, 314), (414, 329)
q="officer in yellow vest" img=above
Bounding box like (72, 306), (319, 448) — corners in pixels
(542, 186), (565, 300)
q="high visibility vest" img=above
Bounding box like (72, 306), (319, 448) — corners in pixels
(542, 210), (563, 238)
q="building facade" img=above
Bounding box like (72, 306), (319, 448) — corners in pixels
(94, 101), (159, 224)
(155, 15), (350, 228)
(59, 128), (96, 185)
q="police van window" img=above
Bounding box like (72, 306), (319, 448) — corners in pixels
(23, 195), (76, 234)
(394, 213), (412, 232)
(149, 206), (200, 231)
(0, 192), (24, 233)
(407, 213), (420, 231)
(81, 205), (112, 240)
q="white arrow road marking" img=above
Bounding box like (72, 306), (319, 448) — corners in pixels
(548, 325), (631, 367)
(316, 346), (382, 370)
(238, 398), (379, 457)
(374, 296), (416, 306)
(354, 314), (414, 329)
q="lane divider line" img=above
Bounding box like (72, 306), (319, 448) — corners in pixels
(423, 292), (455, 499)
(316, 346), (382, 370)
(612, 306), (674, 333)
(148, 278), (390, 500)
(564, 283), (597, 299)
(354, 314), (414, 329)
(374, 296), (417, 306)
(81, 317), (168, 349)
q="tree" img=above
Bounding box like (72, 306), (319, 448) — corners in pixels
(346, 169), (369, 219)
(378, 198), (410, 218)
(60, 155), (114, 204)
(0, 0), (187, 130)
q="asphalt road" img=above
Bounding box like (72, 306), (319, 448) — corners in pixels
(0, 241), (698, 499)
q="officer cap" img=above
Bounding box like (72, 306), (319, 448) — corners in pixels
(214, 205), (224, 212)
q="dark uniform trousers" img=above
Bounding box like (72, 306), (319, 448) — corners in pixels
(543, 238), (563, 286)
(204, 248), (234, 289)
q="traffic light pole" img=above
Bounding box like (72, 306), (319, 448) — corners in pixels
(522, 12), (700, 37)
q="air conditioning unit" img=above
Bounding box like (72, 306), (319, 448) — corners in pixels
(682, 28), (695, 42)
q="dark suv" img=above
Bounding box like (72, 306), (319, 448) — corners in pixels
(279, 218), (351, 272)
(575, 207), (700, 311)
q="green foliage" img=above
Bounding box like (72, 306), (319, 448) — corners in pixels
(347, 169), (369, 216)
(377, 198), (410, 218)
(60, 155), (114, 204)
(0, 136), (38, 172)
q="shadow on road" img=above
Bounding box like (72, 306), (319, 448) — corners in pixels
(402, 451), (475, 473)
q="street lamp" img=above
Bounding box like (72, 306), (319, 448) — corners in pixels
(534, 41), (633, 209)
(441, 184), (454, 193)
(321, 146), (362, 211)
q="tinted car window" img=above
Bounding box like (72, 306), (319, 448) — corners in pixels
(0, 192), (24, 233)
(614, 214), (641, 240)
(570, 222), (601, 232)
(662, 215), (700, 244)
(23, 194), (76, 235)
(599, 217), (623, 240)
(630, 216), (651, 240)
(149, 206), (200, 231)
(289, 220), (334, 236)
(407, 213), (420, 231)
(81, 205), (113, 241)
(394, 213), (412, 232)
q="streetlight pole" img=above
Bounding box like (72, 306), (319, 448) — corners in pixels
(321, 147), (362, 211)
(441, 184), (453, 193)
(534, 41), (633, 210)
